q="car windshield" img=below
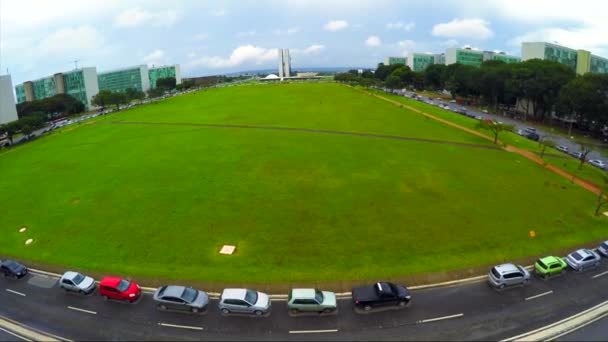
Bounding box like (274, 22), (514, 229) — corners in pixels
(602, 242), (608, 250)
(572, 252), (583, 261)
(537, 259), (548, 269)
(73, 273), (85, 285)
(245, 290), (258, 304)
(181, 287), (198, 303)
(491, 267), (501, 278)
(116, 279), (130, 292)
(315, 289), (324, 303)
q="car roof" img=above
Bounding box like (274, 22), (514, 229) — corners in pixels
(161, 285), (186, 298)
(574, 249), (593, 257)
(540, 256), (561, 264)
(62, 271), (80, 279)
(494, 263), (521, 274)
(291, 288), (316, 299)
(100, 276), (123, 287)
(222, 288), (247, 300)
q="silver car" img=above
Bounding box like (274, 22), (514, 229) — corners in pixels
(565, 249), (601, 271)
(598, 241), (608, 257)
(59, 271), (96, 294)
(153, 285), (209, 313)
(589, 160), (606, 169)
(218, 288), (271, 316)
(488, 263), (530, 289)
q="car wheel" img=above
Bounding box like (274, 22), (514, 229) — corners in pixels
(124, 298), (130, 303)
(523, 279), (529, 285)
(291, 309), (298, 314)
(398, 301), (407, 307)
(364, 305), (372, 311)
(498, 284), (505, 289)
(191, 307), (199, 313)
(322, 308), (333, 314)
(78, 289), (84, 294)
(159, 305), (167, 310)
(254, 310), (263, 316)
(102, 295), (109, 301)
(221, 308), (230, 314)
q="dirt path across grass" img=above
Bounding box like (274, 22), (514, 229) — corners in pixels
(356, 87), (602, 195)
(110, 121), (502, 151)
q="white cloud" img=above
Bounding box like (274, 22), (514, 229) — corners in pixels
(143, 49), (165, 63)
(432, 18), (493, 40)
(236, 31), (256, 37)
(193, 33), (209, 41)
(365, 36), (382, 47)
(187, 45), (277, 69)
(509, 27), (608, 56)
(293, 44), (325, 54)
(394, 40), (416, 54)
(38, 26), (105, 56)
(323, 20), (349, 32)
(187, 52), (197, 59)
(211, 9), (226, 17)
(386, 21), (415, 31)
(274, 27), (300, 35)
(114, 8), (181, 28)
(440, 39), (459, 47)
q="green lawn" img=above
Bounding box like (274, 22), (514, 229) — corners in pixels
(0, 82), (606, 283)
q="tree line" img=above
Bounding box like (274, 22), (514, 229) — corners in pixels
(335, 60), (608, 137)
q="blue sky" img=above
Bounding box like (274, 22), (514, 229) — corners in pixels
(1, 0), (606, 84)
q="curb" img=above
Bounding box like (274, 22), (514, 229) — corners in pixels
(28, 265), (534, 300)
(501, 299), (608, 341)
(0, 315), (70, 342)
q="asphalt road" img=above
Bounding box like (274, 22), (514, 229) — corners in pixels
(559, 314), (608, 341)
(387, 88), (608, 162)
(1, 257), (608, 341)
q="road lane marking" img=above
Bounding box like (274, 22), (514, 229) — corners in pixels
(0, 326), (32, 341)
(592, 270), (608, 279)
(417, 313), (464, 324)
(289, 329), (339, 334)
(157, 323), (204, 331)
(524, 290), (553, 301)
(5, 289), (26, 297)
(67, 306), (97, 315)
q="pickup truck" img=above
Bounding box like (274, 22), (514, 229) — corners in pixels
(352, 282), (411, 311)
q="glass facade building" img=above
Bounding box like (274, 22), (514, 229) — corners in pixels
(15, 84), (26, 104)
(521, 42), (607, 75)
(384, 57), (406, 66)
(591, 55), (608, 74)
(407, 53), (435, 72)
(149, 65), (182, 89)
(97, 65), (150, 93)
(493, 54), (521, 64)
(445, 48), (484, 67)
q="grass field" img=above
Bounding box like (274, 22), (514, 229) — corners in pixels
(0, 82), (606, 283)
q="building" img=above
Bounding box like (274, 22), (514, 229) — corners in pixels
(97, 65), (150, 93)
(521, 42), (608, 75)
(278, 49), (291, 78)
(493, 52), (521, 64)
(14, 68), (99, 110)
(445, 48), (484, 67)
(434, 53), (445, 65)
(384, 57), (407, 66)
(149, 65), (182, 89)
(0, 75), (18, 124)
(407, 53), (435, 72)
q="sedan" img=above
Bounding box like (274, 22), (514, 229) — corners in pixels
(218, 288), (271, 316)
(565, 249), (601, 272)
(570, 151), (584, 159)
(0, 260), (28, 279)
(59, 271), (96, 294)
(153, 285), (209, 313)
(556, 145), (569, 153)
(589, 159), (607, 169)
(598, 240), (608, 257)
(287, 288), (337, 314)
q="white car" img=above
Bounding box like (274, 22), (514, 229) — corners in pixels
(556, 145), (569, 153)
(59, 271), (96, 294)
(218, 288), (271, 316)
(589, 160), (607, 169)
(565, 249), (601, 272)
(598, 241), (608, 257)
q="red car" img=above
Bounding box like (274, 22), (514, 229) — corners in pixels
(99, 276), (141, 303)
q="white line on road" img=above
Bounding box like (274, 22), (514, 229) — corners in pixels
(67, 306), (97, 315)
(417, 313), (464, 324)
(524, 290), (553, 301)
(289, 329), (339, 334)
(5, 289), (26, 297)
(157, 323), (204, 331)
(592, 270), (608, 279)
(0, 326), (32, 341)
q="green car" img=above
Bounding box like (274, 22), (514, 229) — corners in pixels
(287, 288), (337, 314)
(535, 256), (568, 277)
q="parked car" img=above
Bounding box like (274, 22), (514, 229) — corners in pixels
(516, 129), (526, 136)
(565, 249), (601, 272)
(482, 109), (488, 113)
(534, 256), (568, 278)
(570, 151), (584, 159)
(556, 145), (569, 153)
(218, 288), (271, 316)
(99, 276), (141, 302)
(488, 263), (530, 289)
(59, 271), (96, 294)
(589, 159), (607, 169)
(287, 288), (337, 314)
(0, 260), (28, 279)
(525, 132), (540, 141)
(352, 282), (411, 311)
(524, 127), (537, 134)
(598, 240), (608, 257)
(153, 285), (209, 313)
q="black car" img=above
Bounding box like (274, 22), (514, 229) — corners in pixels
(1, 260), (28, 279)
(525, 132), (540, 141)
(352, 282), (411, 311)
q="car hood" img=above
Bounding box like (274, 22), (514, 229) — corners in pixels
(254, 292), (270, 309)
(126, 283), (141, 295)
(321, 291), (337, 307)
(78, 276), (95, 290)
(192, 291), (209, 308)
(395, 285), (411, 298)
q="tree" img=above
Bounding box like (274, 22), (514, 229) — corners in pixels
(156, 77), (177, 90)
(20, 124), (33, 138)
(92, 90), (114, 109)
(424, 64), (447, 90)
(1, 122), (20, 144)
(147, 88), (164, 99)
(594, 176), (608, 216)
(125, 88), (146, 103)
(539, 138), (556, 158)
(476, 120), (514, 144)
(575, 142), (593, 170)
(109, 92), (128, 110)
(385, 75), (402, 91)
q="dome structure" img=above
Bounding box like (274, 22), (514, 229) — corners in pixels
(264, 74), (279, 79)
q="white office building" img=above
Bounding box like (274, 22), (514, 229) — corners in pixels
(278, 49), (291, 78)
(0, 75), (19, 124)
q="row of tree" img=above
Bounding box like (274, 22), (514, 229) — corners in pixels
(335, 60), (608, 137)
(0, 112), (48, 144)
(17, 93), (85, 119)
